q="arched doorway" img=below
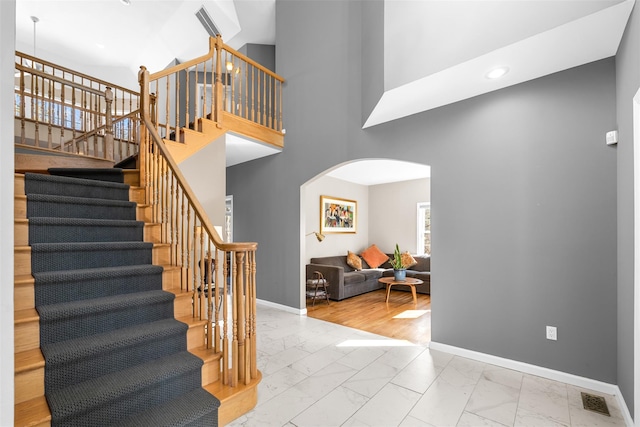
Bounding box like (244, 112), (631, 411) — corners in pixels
(299, 158), (431, 343)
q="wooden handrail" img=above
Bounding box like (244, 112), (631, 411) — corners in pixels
(16, 51), (137, 94)
(140, 65), (258, 387)
(15, 64), (105, 97)
(140, 66), (256, 252)
(148, 38), (216, 81)
(219, 40), (284, 83)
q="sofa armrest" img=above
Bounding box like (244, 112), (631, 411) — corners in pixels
(306, 263), (344, 299)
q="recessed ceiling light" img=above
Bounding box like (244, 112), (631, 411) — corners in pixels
(120, 0), (131, 5)
(486, 66), (509, 80)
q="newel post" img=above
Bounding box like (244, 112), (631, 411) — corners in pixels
(214, 35), (224, 128)
(138, 66), (150, 189)
(104, 87), (114, 160)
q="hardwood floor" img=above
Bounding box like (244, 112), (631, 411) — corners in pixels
(305, 288), (431, 346)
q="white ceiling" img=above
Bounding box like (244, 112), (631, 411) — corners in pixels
(13, 0), (635, 183)
(327, 159), (430, 186)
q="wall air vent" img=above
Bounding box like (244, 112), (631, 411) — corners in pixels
(195, 6), (221, 38)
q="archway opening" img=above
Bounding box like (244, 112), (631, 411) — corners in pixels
(300, 158), (431, 344)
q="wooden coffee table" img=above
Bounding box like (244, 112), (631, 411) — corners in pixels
(379, 276), (423, 305)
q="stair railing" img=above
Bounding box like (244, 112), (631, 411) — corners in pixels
(14, 52), (140, 163)
(145, 35), (284, 142)
(139, 66), (258, 388)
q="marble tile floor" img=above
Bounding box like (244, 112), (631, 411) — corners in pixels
(229, 305), (627, 427)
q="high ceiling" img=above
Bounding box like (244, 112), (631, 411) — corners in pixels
(13, 0), (635, 180)
(15, 0), (276, 89)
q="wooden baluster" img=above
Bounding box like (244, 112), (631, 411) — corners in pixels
(250, 250), (257, 379)
(279, 80), (283, 131)
(214, 36), (224, 125)
(243, 250), (251, 384)
(249, 65), (254, 122)
(71, 88), (77, 150)
(19, 70), (25, 145)
(213, 246), (220, 352)
(186, 205), (192, 292)
(93, 93), (99, 155)
(33, 73), (39, 146)
(201, 61), (207, 119)
(262, 73), (266, 127)
(60, 82), (66, 145)
(222, 250), (229, 384)
(104, 87), (114, 160)
(47, 78), (53, 149)
(234, 251), (246, 386)
(165, 76), (170, 140)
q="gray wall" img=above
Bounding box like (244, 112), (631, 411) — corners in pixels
(227, 0), (619, 386)
(615, 1), (639, 417)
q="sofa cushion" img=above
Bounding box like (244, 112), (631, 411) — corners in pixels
(359, 269), (384, 281)
(310, 256), (352, 271)
(401, 252), (417, 268)
(346, 251), (363, 270)
(412, 255), (431, 271)
(343, 272), (367, 285)
(360, 244), (389, 268)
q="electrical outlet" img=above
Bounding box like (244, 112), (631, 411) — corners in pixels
(546, 326), (557, 341)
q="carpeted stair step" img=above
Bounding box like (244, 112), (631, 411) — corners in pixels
(31, 241), (153, 273)
(48, 167), (125, 183)
(46, 351), (206, 426)
(114, 154), (138, 170)
(27, 194), (136, 221)
(115, 388), (219, 427)
(38, 290), (175, 345)
(42, 318), (188, 393)
(25, 172), (130, 201)
(29, 217), (144, 244)
(34, 265), (164, 306)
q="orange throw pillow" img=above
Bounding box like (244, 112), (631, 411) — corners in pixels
(360, 244), (389, 269)
(346, 251), (362, 270)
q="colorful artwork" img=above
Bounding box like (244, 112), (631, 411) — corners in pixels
(320, 195), (357, 233)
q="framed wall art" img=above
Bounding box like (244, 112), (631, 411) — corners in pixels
(320, 195), (357, 234)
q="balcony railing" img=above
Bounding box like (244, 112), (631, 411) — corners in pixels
(146, 36), (284, 143)
(14, 52), (141, 163)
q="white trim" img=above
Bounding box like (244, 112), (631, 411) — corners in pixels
(430, 341), (632, 426)
(257, 298), (307, 316)
(633, 86), (640, 427)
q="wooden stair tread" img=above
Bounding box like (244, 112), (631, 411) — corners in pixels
(15, 395), (51, 427)
(15, 348), (45, 373)
(15, 274), (34, 285)
(175, 315), (208, 328)
(189, 345), (222, 363)
(15, 308), (39, 324)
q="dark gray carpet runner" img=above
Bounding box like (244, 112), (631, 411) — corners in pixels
(26, 169), (219, 426)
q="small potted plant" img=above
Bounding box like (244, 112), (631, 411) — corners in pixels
(390, 243), (406, 281)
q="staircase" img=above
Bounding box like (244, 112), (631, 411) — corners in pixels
(13, 35), (277, 426)
(14, 168), (225, 426)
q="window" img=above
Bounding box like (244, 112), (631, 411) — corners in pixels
(417, 202), (431, 255)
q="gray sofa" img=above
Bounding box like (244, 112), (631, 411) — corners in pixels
(306, 254), (430, 301)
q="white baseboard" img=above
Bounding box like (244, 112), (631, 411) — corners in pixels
(429, 341), (633, 426)
(257, 298), (307, 316)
